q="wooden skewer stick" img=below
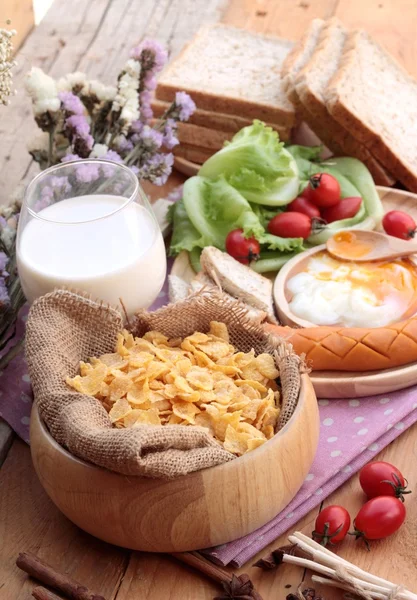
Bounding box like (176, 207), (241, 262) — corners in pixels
(16, 553), (107, 600)
(32, 587), (65, 600)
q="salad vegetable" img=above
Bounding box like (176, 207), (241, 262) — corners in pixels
(199, 119), (299, 206)
(168, 121), (384, 273)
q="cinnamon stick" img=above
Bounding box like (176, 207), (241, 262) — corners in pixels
(172, 552), (263, 600)
(16, 553), (107, 600)
(32, 587), (65, 600)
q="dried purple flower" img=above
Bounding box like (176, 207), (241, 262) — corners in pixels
(162, 118), (179, 150)
(175, 91), (196, 121)
(74, 162), (100, 183)
(65, 114), (94, 157)
(61, 152), (81, 163)
(141, 125), (164, 150)
(58, 91), (84, 116)
(130, 39), (167, 72)
(140, 152), (174, 186)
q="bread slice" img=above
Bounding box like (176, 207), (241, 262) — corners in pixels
(151, 99), (291, 140)
(326, 30), (417, 191)
(295, 19), (395, 187)
(176, 123), (230, 151)
(200, 247), (276, 323)
(281, 18), (325, 105)
(173, 143), (214, 165)
(156, 24), (296, 127)
(168, 275), (190, 303)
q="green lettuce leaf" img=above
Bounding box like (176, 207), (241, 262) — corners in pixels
(169, 198), (210, 255)
(199, 120), (299, 206)
(181, 175), (264, 250)
(258, 232), (305, 253)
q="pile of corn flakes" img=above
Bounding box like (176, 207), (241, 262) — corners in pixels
(66, 321), (280, 456)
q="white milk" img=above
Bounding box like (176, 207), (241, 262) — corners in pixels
(17, 194), (166, 315)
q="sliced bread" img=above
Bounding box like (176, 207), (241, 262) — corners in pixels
(200, 246), (276, 323)
(156, 24), (296, 127)
(295, 19), (395, 186)
(173, 143), (214, 165)
(168, 275), (190, 303)
(176, 123), (230, 151)
(281, 18), (325, 105)
(326, 30), (417, 191)
(151, 99), (291, 139)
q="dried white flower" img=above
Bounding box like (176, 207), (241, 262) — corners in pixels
(0, 27), (17, 105)
(84, 80), (117, 102)
(57, 71), (87, 93)
(25, 67), (60, 115)
(112, 58), (140, 132)
(89, 143), (108, 158)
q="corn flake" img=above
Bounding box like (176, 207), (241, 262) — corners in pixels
(66, 321), (282, 457)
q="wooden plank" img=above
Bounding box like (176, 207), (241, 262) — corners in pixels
(222, 0), (340, 39)
(305, 421), (417, 597)
(3, 0), (35, 54)
(0, 0), (227, 205)
(335, 0), (417, 78)
(0, 439), (128, 599)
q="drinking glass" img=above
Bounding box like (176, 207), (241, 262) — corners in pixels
(16, 160), (167, 315)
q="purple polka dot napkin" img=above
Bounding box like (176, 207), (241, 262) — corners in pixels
(0, 259), (416, 567)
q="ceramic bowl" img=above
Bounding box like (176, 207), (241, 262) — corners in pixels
(30, 374), (319, 553)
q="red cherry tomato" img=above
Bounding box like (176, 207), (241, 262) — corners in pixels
(267, 212), (312, 239)
(307, 173), (341, 208)
(353, 496), (406, 547)
(287, 196), (321, 219)
(313, 505), (351, 546)
(300, 185), (313, 201)
(321, 197), (362, 224)
(382, 210), (417, 239)
(359, 461), (411, 502)
(225, 229), (260, 265)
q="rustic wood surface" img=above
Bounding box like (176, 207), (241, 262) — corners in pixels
(0, 0), (417, 598)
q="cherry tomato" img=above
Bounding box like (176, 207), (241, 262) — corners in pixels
(321, 197), (362, 224)
(382, 210), (417, 239)
(306, 173), (341, 208)
(312, 505), (351, 546)
(353, 496), (406, 547)
(287, 196), (321, 219)
(267, 212), (312, 239)
(359, 461), (411, 502)
(300, 185), (313, 201)
(225, 229), (260, 265)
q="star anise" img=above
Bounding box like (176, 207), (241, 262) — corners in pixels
(214, 573), (263, 600)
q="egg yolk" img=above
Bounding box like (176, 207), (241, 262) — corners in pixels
(329, 231), (373, 259)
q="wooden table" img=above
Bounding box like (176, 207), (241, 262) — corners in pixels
(1, 1), (417, 598)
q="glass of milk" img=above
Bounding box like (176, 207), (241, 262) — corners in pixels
(16, 160), (167, 316)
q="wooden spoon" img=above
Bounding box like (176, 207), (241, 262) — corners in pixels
(326, 230), (417, 262)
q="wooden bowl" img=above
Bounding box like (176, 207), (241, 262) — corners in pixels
(273, 245), (326, 327)
(30, 374), (319, 553)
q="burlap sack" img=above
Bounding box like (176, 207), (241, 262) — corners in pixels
(26, 289), (303, 479)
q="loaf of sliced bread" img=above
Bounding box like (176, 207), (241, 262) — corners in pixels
(326, 30), (417, 191)
(173, 143), (214, 165)
(176, 123), (230, 151)
(151, 99), (291, 139)
(281, 18), (325, 105)
(294, 19), (394, 186)
(156, 24), (296, 127)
